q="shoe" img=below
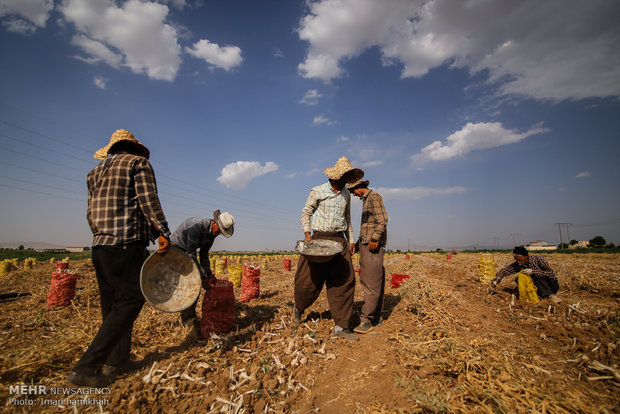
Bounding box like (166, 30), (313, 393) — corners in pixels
(67, 371), (111, 387)
(291, 307), (302, 328)
(354, 321), (373, 334)
(548, 294), (562, 304)
(102, 360), (145, 377)
(332, 326), (359, 341)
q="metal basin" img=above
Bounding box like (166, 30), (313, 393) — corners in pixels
(295, 239), (344, 263)
(140, 246), (201, 312)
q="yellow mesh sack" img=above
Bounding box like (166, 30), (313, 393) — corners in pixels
(228, 264), (243, 288)
(0, 260), (12, 277)
(215, 259), (226, 277)
(478, 255), (495, 284)
(517, 272), (540, 305)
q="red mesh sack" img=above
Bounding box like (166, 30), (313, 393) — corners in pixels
(201, 279), (235, 339)
(47, 271), (77, 307)
(390, 273), (410, 289)
(240, 264), (260, 302)
(283, 258), (292, 271)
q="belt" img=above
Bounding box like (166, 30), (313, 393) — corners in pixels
(313, 231), (345, 238)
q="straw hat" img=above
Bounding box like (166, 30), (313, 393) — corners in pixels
(93, 129), (150, 160)
(323, 156), (364, 183)
(213, 210), (235, 238)
(346, 179), (369, 190)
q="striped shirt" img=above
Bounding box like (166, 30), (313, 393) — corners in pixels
(170, 217), (214, 276)
(301, 182), (354, 241)
(87, 152), (170, 247)
(358, 189), (388, 246)
(493, 255), (557, 285)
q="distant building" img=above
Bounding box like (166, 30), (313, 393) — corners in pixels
(66, 246), (91, 252)
(525, 241), (557, 251)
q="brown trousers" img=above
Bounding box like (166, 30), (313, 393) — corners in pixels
(359, 243), (385, 323)
(294, 232), (355, 329)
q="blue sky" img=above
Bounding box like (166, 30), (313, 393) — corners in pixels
(1, 0), (619, 251)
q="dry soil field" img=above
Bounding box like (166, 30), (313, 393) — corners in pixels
(1, 252), (619, 413)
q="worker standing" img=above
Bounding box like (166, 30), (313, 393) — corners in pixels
(347, 179), (388, 333)
(292, 156), (363, 341)
(67, 129), (171, 387)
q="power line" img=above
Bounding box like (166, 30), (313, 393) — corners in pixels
(0, 119), (92, 154)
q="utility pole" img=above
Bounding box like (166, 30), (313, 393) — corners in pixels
(510, 233), (521, 247)
(555, 223), (571, 249)
(493, 237), (500, 250)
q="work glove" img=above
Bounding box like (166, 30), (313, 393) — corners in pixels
(157, 235), (170, 256)
(522, 268), (533, 276)
(368, 241), (379, 252)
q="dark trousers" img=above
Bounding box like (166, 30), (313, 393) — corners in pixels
(294, 232), (355, 329)
(359, 244), (385, 323)
(73, 243), (147, 374)
(516, 275), (560, 299)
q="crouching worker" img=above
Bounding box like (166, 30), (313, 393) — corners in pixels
(170, 210), (235, 328)
(491, 246), (561, 304)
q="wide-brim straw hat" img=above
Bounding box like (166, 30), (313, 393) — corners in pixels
(214, 210), (235, 238)
(93, 129), (150, 160)
(346, 179), (369, 190)
(323, 156), (364, 183)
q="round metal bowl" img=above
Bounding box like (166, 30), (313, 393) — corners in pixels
(140, 246), (201, 313)
(295, 239), (344, 263)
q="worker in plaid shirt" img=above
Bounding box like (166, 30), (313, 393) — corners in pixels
(293, 156), (364, 341)
(347, 179), (388, 333)
(491, 246), (561, 303)
(68, 129), (171, 387)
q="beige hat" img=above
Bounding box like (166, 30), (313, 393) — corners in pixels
(213, 210), (235, 238)
(93, 129), (150, 160)
(346, 179), (369, 190)
(323, 156), (364, 183)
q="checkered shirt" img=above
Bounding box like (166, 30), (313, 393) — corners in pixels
(301, 182), (354, 241)
(358, 189), (388, 246)
(87, 153), (170, 247)
(493, 255), (557, 285)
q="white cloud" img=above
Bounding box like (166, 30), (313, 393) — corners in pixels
(93, 76), (107, 89)
(299, 89), (322, 105)
(575, 172), (592, 179)
(313, 115), (335, 125)
(356, 160), (383, 168)
(0, 0), (53, 34)
(185, 39), (243, 71)
(217, 161), (278, 190)
(337, 136), (350, 142)
(285, 172), (299, 179)
(413, 122), (549, 162)
(160, 0), (186, 10)
(72, 34), (122, 67)
(59, 0), (182, 81)
(273, 47), (284, 58)
(297, 0), (620, 101)
(376, 186), (467, 201)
